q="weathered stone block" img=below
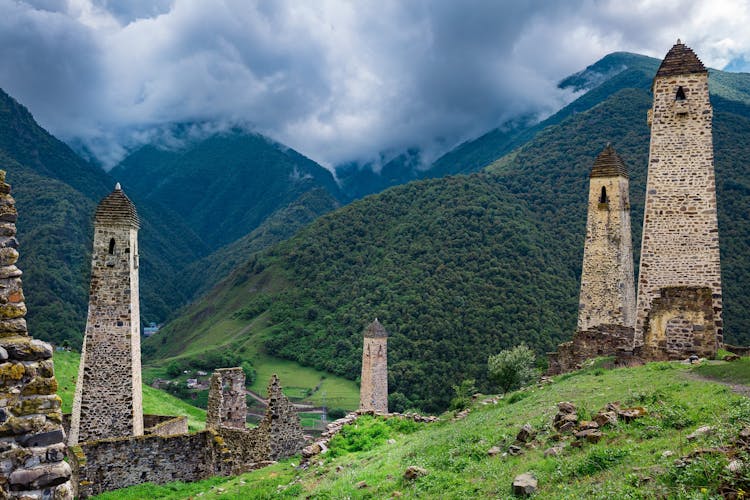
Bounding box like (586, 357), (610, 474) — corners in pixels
(9, 461), (71, 490)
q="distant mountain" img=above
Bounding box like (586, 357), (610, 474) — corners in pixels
(153, 53), (750, 411)
(0, 88), (208, 345)
(111, 127), (342, 248)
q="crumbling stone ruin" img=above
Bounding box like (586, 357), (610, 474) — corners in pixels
(547, 146), (636, 374)
(207, 367), (246, 430)
(359, 318), (388, 413)
(636, 40), (722, 360)
(549, 40), (725, 373)
(0, 170), (74, 499)
(69, 184), (143, 444)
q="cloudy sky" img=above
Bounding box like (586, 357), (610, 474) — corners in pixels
(1, 0), (750, 169)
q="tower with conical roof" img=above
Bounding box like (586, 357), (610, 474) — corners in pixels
(577, 144), (636, 331)
(635, 40), (722, 359)
(69, 183), (143, 444)
(359, 319), (388, 413)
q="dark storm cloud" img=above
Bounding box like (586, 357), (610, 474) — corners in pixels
(0, 0), (748, 169)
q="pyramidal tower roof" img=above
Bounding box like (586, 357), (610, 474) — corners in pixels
(655, 39), (706, 78)
(590, 144), (628, 178)
(364, 318), (388, 338)
(94, 183), (140, 228)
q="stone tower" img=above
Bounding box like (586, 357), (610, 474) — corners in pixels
(635, 40), (722, 359)
(577, 144), (636, 331)
(69, 184), (143, 444)
(0, 170), (73, 498)
(206, 367), (246, 430)
(359, 319), (388, 413)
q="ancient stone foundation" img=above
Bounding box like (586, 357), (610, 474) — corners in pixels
(0, 170), (73, 499)
(547, 325), (635, 375)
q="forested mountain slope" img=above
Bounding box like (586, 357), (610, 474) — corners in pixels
(152, 60), (750, 411)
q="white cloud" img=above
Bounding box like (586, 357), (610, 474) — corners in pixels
(1, 0), (750, 170)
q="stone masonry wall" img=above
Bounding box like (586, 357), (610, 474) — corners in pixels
(547, 324), (635, 375)
(73, 430), (232, 498)
(578, 174), (636, 330)
(145, 415), (188, 436)
(206, 367), (246, 430)
(635, 69), (722, 355)
(360, 337), (388, 413)
(261, 375), (305, 461)
(0, 170), (73, 499)
(70, 213), (143, 443)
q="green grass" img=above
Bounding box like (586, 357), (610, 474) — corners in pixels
(101, 360), (750, 499)
(54, 351), (207, 432)
(694, 356), (750, 385)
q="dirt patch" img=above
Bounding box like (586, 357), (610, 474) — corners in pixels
(682, 370), (750, 398)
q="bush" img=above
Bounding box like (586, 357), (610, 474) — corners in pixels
(488, 344), (537, 394)
(328, 407), (347, 419)
(450, 379), (477, 410)
(166, 360), (184, 378)
(327, 416), (391, 457)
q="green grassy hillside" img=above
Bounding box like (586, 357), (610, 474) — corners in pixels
(98, 359), (750, 499)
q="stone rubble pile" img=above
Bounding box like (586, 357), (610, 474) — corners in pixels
(0, 171), (73, 499)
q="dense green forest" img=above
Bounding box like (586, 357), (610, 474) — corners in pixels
(154, 58), (750, 412)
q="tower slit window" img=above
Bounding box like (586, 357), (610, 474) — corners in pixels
(599, 186), (608, 204)
(676, 86), (686, 101)
(108, 238), (116, 255)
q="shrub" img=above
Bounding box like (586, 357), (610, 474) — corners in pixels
(327, 416), (391, 457)
(450, 379), (477, 410)
(488, 344), (537, 394)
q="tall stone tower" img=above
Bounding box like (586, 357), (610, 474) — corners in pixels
(359, 319), (388, 413)
(635, 40), (722, 359)
(0, 170), (73, 499)
(69, 183), (143, 444)
(577, 144), (636, 331)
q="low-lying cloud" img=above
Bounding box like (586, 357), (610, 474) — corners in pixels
(1, 0), (749, 170)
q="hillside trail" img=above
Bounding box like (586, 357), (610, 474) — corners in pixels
(682, 369), (750, 398)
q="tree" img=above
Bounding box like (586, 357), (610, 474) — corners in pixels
(450, 379), (477, 410)
(487, 344), (537, 395)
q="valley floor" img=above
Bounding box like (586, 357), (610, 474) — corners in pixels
(94, 358), (750, 499)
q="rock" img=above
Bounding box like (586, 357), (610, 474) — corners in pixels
(387, 439), (396, 444)
(557, 421), (577, 434)
(512, 472), (537, 496)
(508, 444), (523, 456)
(1, 337), (52, 361)
(594, 411), (617, 428)
(8, 461), (71, 490)
(301, 443), (321, 458)
(544, 446), (563, 457)
(516, 424), (535, 443)
(617, 406), (647, 422)
(403, 466), (428, 480)
(661, 450), (674, 458)
(335, 465), (344, 473)
(724, 354), (741, 362)
(16, 430), (64, 448)
(487, 446), (502, 457)
(686, 425), (714, 441)
(356, 481), (368, 489)
(575, 429), (603, 443)
(728, 460), (743, 473)
(392, 492), (403, 497)
(0, 346), (6, 361)
(578, 420), (599, 431)
(557, 402), (576, 414)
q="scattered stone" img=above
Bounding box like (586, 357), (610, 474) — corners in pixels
(387, 438), (396, 445)
(544, 446), (563, 457)
(539, 376), (553, 385)
(578, 420), (599, 431)
(403, 466), (428, 480)
(512, 472), (537, 496)
(728, 460), (743, 473)
(392, 492), (403, 498)
(686, 425), (714, 441)
(557, 402), (576, 414)
(516, 424), (535, 443)
(617, 406), (647, 423)
(575, 429), (603, 444)
(661, 450), (674, 458)
(508, 444), (523, 456)
(453, 408), (471, 421)
(487, 446), (502, 457)
(724, 354), (741, 362)
(594, 411), (617, 428)
(336, 465), (344, 473)
(356, 481), (368, 489)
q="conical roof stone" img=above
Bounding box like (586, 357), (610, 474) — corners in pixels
(590, 144), (628, 178)
(364, 318), (388, 338)
(94, 184), (140, 228)
(655, 40), (706, 78)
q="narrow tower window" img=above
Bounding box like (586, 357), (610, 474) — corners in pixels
(675, 86), (686, 101)
(108, 238), (116, 255)
(599, 186), (608, 204)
